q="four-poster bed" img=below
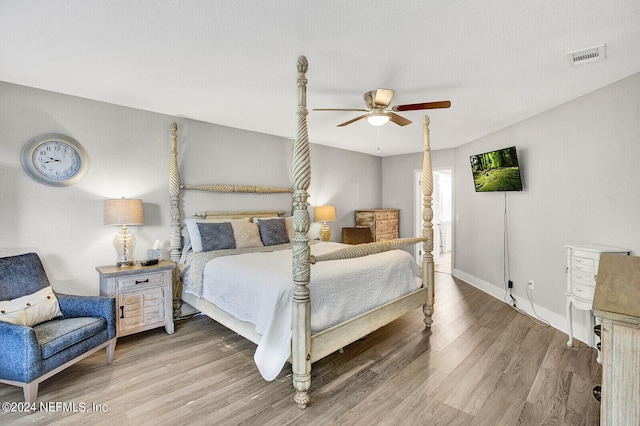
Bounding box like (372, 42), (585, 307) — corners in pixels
(169, 56), (435, 408)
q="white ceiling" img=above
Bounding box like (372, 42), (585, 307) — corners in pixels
(2, 1), (640, 156)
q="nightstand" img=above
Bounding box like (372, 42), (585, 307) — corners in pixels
(97, 261), (175, 338)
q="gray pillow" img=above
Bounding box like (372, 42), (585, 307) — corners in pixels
(257, 218), (290, 246)
(197, 222), (236, 251)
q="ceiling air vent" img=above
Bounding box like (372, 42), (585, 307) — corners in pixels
(566, 44), (606, 66)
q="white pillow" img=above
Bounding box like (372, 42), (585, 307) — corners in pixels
(185, 218), (251, 252)
(0, 287), (63, 327)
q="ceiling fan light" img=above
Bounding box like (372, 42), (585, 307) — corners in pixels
(367, 114), (390, 127)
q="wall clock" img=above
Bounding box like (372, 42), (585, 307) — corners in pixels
(21, 133), (89, 187)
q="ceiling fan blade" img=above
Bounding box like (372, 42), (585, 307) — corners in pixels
(364, 88), (395, 108)
(392, 100), (451, 112)
(373, 89), (395, 107)
(313, 108), (369, 112)
(388, 112), (412, 126)
(337, 114), (368, 127)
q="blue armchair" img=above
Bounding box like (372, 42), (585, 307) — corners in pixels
(0, 253), (117, 403)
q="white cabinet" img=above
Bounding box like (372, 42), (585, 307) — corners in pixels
(565, 244), (629, 348)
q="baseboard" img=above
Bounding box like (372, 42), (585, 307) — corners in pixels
(452, 268), (595, 348)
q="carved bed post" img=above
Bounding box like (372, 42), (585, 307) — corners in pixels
(291, 55), (312, 409)
(169, 122), (182, 264)
(422, 116), (435, 327)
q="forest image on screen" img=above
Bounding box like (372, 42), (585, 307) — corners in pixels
(470, 146), (522, 192)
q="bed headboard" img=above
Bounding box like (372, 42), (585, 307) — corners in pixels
(190, 210), (286, 220)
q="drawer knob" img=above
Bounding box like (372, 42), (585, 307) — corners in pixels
(135, 279), (149, 284)
(120, 306), (125, 319)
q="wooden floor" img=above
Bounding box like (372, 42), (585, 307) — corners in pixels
(1, 272), (602, 425)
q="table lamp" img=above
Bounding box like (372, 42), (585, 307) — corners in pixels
(315, 205), (336, 242)
(104, 197), (144, 266)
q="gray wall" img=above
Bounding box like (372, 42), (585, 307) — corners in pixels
(0, 81), (380, 295)
(382, 149), (455, 239)
(383, 71), (640, 345)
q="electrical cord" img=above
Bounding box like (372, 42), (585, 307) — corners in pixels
(503, 193), (516, 307)
(503, 194), (549, 326)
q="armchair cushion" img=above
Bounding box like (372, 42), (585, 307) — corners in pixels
(34, 317), (107, 360)
(0, 287), (62, 327)
(57, 294), (117, 340)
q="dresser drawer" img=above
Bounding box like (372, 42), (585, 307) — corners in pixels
(571, 249), (600, 260)
(375, 219), (398, 234)
(116, 272), (165, 291)
(375, 211), (398, 220)
(572, 270), (596, 287)
(572, 283), (595, 301)
(571, 256), (595, 272)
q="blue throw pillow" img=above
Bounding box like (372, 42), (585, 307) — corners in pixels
(257, 218), (290, 246)
(197, 222), (236, 251)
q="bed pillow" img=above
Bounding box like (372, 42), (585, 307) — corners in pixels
(284, 216), (295, 241)
(197, 222), (236, 251)
(253, 216), (296, 241)
(0, 287), (62, 327)
(233, 221), (263, 248)
(257, 218), (290, 246)
(186, 218), (250, 252)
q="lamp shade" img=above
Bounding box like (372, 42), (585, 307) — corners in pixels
(104, 198), (144, 225)
(315, 205), (336, 222)
(366, 114), (390, 127)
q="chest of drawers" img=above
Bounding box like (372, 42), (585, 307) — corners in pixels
(565, 244), (629, 348)
(355, 209), (399, 242)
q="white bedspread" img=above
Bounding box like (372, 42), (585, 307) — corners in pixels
(200, 242), (421, 380)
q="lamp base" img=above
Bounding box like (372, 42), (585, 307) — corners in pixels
(320, 222), (331, 242)
(113, 225), (137, 267)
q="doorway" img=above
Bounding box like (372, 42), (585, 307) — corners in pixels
(414, 168), (453, 273)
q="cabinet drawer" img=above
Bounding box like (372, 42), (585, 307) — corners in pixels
(375, 219), (398, 233)
(572, 283), (595, 301)
(571, 249), (599, 260)
(374, 210), (398, 220)
(572, 270), (596, 286)
(117, 272), (164, 291)
(571, 256), (595, 272)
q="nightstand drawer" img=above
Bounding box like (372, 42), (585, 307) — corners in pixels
(116, 272), (164, 291)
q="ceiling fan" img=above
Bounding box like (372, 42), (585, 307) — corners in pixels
(313, 88), (451, 127)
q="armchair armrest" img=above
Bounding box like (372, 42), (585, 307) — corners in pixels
(0, 321), (42, 383)
(57, 294), (117, 340)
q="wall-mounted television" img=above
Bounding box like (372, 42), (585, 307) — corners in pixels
(470, 146), (523, 192)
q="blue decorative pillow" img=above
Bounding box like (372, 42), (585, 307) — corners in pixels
(197, 222), (236, 251)
(257, 218), (290, 246)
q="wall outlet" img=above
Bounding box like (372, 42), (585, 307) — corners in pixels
(528, 280), (535, 290)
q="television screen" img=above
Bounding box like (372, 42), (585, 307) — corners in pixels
(470, 146), (523, 192)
